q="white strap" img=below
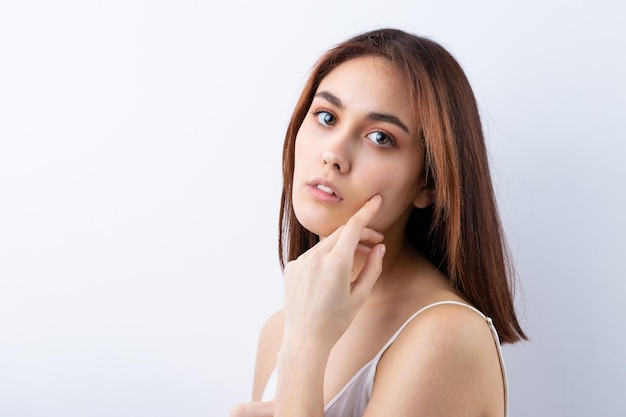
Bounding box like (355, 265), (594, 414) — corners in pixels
(374, 301), (508, 417)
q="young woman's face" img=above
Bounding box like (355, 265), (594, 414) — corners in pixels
(292, 56), (432, 238)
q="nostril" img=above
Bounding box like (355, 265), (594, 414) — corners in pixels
(322, 151), (348, 173)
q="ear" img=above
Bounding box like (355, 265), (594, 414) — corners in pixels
(412, 184), (435, 209)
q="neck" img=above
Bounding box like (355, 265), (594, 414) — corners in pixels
(353, 235), (452, 306)
(351, 236), (411, 288)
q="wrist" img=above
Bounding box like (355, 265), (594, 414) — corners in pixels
(275, 343), (329, 417)
(277, 338), (332, 371)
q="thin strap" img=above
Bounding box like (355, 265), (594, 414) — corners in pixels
(375, 301), (508, 417)
(486, 315), (509, 417)
(375, 301), (479, 354)
(265, 301), (508, 416)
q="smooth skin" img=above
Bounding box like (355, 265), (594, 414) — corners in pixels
(230, 57), (505, 417)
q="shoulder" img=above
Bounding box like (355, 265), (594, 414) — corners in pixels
(401, 302), (494, 351)
(390, 302), (498, 373)
(364, 303), (505, 417)
(258, 308), (284, 347)
(251, 309), (284, 401)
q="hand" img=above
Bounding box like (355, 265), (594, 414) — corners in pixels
(229, 401), (274, 417)
(282, 195), (386, 351)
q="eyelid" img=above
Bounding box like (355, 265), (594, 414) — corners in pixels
(366, 129), (396, 147)
(311, 108), (338, 126)
(308, 105), (398, 147)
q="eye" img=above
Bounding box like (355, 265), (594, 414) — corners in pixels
(366, 131), (395, 147)
(313, 110), (337, 126)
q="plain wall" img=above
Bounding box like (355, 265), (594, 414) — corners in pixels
(1, 1), (624, 416)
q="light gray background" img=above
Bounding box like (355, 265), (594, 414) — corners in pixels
(1, 1), (624, 416)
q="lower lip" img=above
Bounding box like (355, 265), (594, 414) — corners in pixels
(306, 185), (343, 203)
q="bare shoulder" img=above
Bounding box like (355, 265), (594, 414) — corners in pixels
(251, 309), (284, 401)
(402, 302), (497, 354)
(364, 303), (505, 417)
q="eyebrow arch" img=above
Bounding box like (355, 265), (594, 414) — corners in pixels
(315, 91), (343, 109)
(314, 90), (410, 134)
(367, 113), (409, 134)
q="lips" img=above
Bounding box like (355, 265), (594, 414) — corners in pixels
(315, 184), (335, 195)
(307, 178), (343, 200)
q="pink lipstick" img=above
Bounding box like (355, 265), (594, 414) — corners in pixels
(306, 178), (343, 203)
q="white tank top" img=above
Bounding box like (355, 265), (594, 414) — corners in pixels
(261, 301), (508, 417)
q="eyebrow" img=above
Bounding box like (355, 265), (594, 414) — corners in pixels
(314, 90), (410, 134)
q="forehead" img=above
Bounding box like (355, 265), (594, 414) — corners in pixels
(316, 56), (415, 129)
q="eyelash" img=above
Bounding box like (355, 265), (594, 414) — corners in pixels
(311, 110), (337, 126)
(310, 109), (396, 147)
(366, 130), (395, 147)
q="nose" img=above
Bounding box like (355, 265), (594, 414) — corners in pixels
(322, 151), (349, 173)
(322, 134), (351, 174)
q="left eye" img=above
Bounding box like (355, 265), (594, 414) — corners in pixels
(366, 131), (394, 146)
(314, 111), (337, 126)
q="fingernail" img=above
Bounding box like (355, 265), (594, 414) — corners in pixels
(370, 194), (382, 203)
(380, 244), (386, 256)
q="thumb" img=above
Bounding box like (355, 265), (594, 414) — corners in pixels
(351, 244), (385, 300)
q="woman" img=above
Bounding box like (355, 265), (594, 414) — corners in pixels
(231, 28), (526, 417)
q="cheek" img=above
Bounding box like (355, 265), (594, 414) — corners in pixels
(293, 131), (316, 174)
(361, 165), (421, 228)
(292, 131), (320, 227)
(361, 163), (419, 200)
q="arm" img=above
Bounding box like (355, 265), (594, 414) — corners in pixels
(233, 196), (385, 417)
(276, 196), (385, 417)
(362, 304), (506, 417)
(229, 310), (283, 417)
(252, 310), (284, 401)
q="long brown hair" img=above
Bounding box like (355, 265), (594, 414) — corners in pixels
(278, 28), (526, 343)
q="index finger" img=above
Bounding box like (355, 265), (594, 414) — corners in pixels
(333, 194), (383, 257)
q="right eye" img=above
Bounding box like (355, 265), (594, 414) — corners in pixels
(312, 110), (337, 126)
